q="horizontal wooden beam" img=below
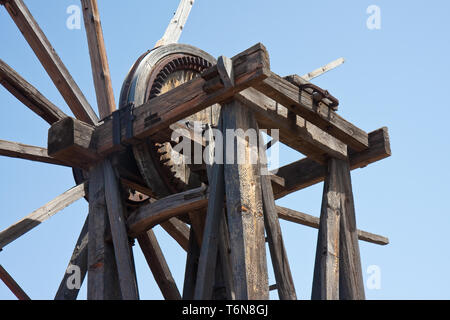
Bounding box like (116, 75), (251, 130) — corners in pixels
(253, 71), (369, 151)
(0, 59), (67, 124)
(2, 0), (99, 125)
(0, 139), (69, 166)
(277, 206), (388, 246)
(47, 43), (270, 164)
(0, 183), (87, 250)
(272, 127), (391, 199)
(0, 265), (30, 300)
(127, 185), (208, 237)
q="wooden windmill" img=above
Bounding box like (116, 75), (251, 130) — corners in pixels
(0, 0), (391, 300)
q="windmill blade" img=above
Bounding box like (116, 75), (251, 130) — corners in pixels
(155, 0), (195, 47)
(1, 0), (99, 125)
(301, 57), (345, 81)
(0, 139), (69, 167)
(0, 59), (67, 125)
(0, 182), (87, 251)
(80, 0), (116, 119)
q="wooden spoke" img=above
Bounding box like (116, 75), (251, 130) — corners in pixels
(2, 0), (99, 125)
(81, 0), (116, 119)
(301, 57), (345, 81)
(137, 230), (181, 300)
(0, 265), (30, 300)
(0, 59), (67, 124)
(160, 218), (190, 252)
(156, 0), (195, 47)
(55, 216), (88, 300)
(0, 183), (87, 251)
(0, 139), (69, 167)
(103, 160), (139, 300)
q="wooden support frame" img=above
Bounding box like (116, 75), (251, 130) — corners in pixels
(2, 0), (99, 125)
(0, 265), (30, 300)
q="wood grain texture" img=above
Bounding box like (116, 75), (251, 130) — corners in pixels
(137, 229), (181, 300)
(0, 183), (87, 250)
(81, 0), (116, 119)
(254, 71), (368, 151)
(55, 217), (88, 300)
(2, 0), (99, 125)
(103, 160), (139, 300)
(0, 139), (68, 167)
(301, 57), (345, 81)
(222, 101), (269, 300)
(259, 132), (296, 300)
(156, 0), (195, 46)
(0, 58), (67, 124)
(87, 164), (121, 300)
(312, 158), (343, 300)
(0, 265), (30, 300)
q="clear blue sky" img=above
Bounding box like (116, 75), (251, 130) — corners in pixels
(1, 0), (449, 300)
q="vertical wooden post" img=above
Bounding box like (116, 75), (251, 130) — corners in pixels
(182, 228), (200, 299)
(87, 164), (121, 300)
(222, 100), (269, 300)
(339, 160), (365, 300)
(311, 158), (342, 300)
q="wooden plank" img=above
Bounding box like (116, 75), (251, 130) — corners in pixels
(217, 211), (235, 300)
(338, 160), (365, 300)
(311, 158), (343, 300)
(160, 218), (190, 252)
(253, 71), (368, 151)
(182, 227), (200, 300)
(55, 216), (88, 300)
(2, 0), (99, 125)
(236, 88), (347, 163)
(137, 229), (181, 300)
(301, 57), (345, 81)
(194, 163), (225, 300)
(87, 164), (121, 300)
(0, 139), (69, 167)
(81, 0), (116, 119)
(0, 265), (30, 300)
(0, 59), (67, 124)
(103, 160), (139, 300)
(259, 132), (296, 300)
(127, 185), (208, 237)
(48, 43), (270, 163)
(0, 183), (87, 250)
(272, 127), (391, 200)
(276, 206), (389, 246)
(222, 100), (269, 300)
(156, 0), (195, 46)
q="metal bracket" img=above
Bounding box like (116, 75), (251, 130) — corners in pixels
(299, 83), (339, 110)
(112, 102), (135, 146)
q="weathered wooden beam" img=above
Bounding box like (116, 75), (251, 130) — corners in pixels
(81, 0), (116, 119)
(0, 59), (67, 124)
(48, 117), (100, 169)
(2, 0), (99, 125)
(103, 160), (139, 300)
(338, 160), (365, 300)
(311, 158), (343, 300)
(48, 43), (270, 164)
(301, 57), (345, 81)
(87, 164), (121, 300)
(194, 163), (225, 300)
(137, 229), (181, 300)
(160, 218), (190, 252)
(222, 100), (269, 300)
(253, 71), (368, 151)
(0, 183), (87, 251)
(259, 132), (296, 300)
(182, 227), (200, 300)
(55, 217), (88, 300)
(0, 265), (30, 300)
(237, 88), (347, 164)
(272, 127), (391, 200)
(155, 0), (195, 46)
(0, 139), (69, 167)
(276, 206), (389, 246)
(127, 185), (208, 237)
